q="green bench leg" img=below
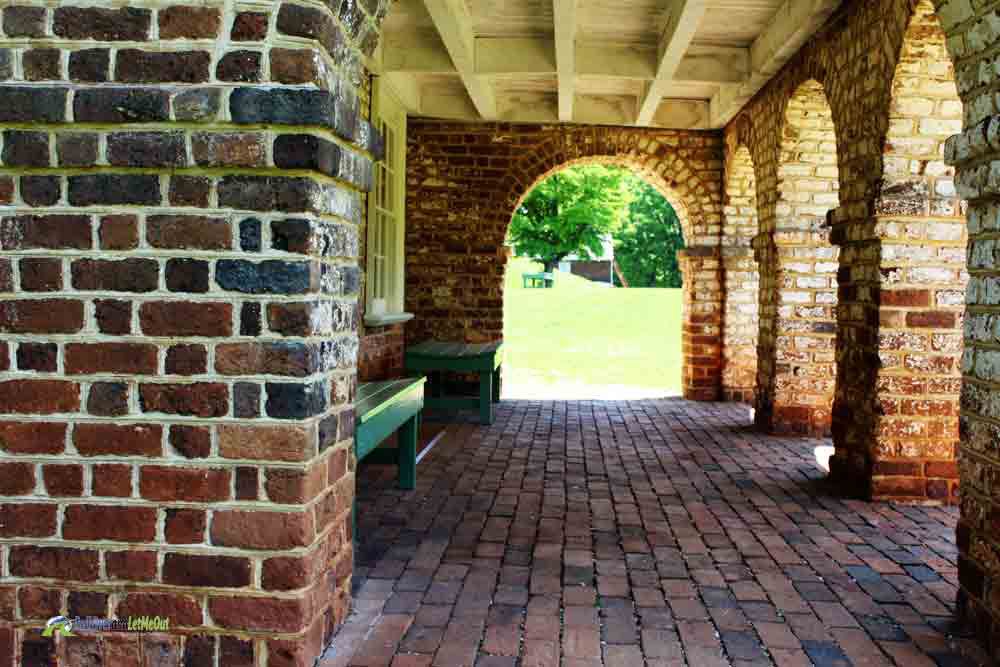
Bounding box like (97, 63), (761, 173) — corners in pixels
(492, 366), (501, 403)
(398, 414), (418, 490)
(479, 370), (494, 425)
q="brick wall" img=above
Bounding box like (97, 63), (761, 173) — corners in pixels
(358, 324), (405, 382)
(404, 123), (725, 400)
(0, 0), (389, 664)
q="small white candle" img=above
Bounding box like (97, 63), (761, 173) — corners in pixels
(371, 298), (386, 316)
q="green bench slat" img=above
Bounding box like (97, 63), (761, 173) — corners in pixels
(355, 377), (425, 463)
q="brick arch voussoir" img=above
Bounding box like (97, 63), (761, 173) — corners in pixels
(504, 137), (715, 249)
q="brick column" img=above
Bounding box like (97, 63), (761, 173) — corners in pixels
(753, 229), (839, 437)
(0, 2), (386, 665)
(678, 247), (722, 401)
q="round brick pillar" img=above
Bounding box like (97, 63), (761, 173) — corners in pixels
(678, 247), (723, 401)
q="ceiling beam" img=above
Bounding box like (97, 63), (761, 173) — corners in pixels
(635, 0), (707, 126)
(384, 34), (744, 85)
(422, 0), (496, 119)
(553, 0), (578, 122)
(709, 0), (841, 127)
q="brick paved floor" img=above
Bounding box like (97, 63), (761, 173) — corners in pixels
(320, 399), (988, 667)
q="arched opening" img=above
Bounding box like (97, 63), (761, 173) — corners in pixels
(757, 79), (840, 436)
(502, 160), (689, 399)
(722, 145), (760, 403)
(871, 0), (966, 498)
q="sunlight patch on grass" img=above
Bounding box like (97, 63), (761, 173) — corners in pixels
(502, 257), (683, 399)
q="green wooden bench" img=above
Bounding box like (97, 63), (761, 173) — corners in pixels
(405, 341), (503, 425)
(355, 377), (426, 490)
(522, 272), (554, 288)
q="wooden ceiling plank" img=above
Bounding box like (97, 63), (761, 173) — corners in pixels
(422, 0), (497, 119)
(554, 0), (578, 122)
(635, 0), (708, 126)
(709, 0), (841, 127)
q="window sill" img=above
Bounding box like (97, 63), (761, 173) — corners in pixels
(364, 312), (414, 327)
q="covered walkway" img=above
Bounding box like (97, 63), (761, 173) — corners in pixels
(322, 401), (984, 667)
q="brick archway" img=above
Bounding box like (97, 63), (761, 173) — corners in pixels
(405, 124), (725, 400)
(502, 135), (724, 401)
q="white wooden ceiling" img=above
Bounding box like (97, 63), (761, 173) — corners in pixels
(374, 0), (842, 129)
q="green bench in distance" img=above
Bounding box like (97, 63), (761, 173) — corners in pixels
(522, 272), (554, 288)
(405, 341), (503, 425)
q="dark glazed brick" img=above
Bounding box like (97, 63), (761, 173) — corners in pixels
(216, 260), (315, 295)
(276, 3), (344, 57)
(0, 50), (11, 80)
(240, 302), (262, 336)
(21, 176), (60, 207)
(57, 133), (99, 167)
(95, 300), (132, 335)
(74, 88), (170, 123)
(234, 383), (262, 418)
(240, 219), (262, 252)
(230, 87), (336, 127)
(166, 345), (208, 376)
(88, 383), (129, 417)
(217, 176), (323, 213)
(69, 174), (160, 206)
(108, 132), (186, 168)
(69, 49), (110, 82)
(19, 258), (62, 292)
(23, 49), (60, 81)
(115, 49), (210, 83)
(0, 87), (66, 123)
(170, 426), (211, 459)
(173, 88), (221, 121)
(217, 50), (262, 82)
(235, 467), (259, 500)
(166, 259), (210, 293)
(169, 176), (211, 208)
(273, 134), (343, 176)
(265, 381), (328, 420)
(2, 131), (49, 168)
(17, 343), (57, 372)
(232, 12), (269, 41)
(54, 7), (150, 40)
(3, 6), (46, 37)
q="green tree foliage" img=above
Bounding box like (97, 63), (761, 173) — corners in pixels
(613, 179), (685, 288)
(508, 165), (632, 272)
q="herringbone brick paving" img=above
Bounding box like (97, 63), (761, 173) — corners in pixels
(321, 400), (988, 667)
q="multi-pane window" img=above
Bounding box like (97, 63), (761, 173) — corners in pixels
(366, 78), (408, 322)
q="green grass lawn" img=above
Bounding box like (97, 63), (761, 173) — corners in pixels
(503, 257), (683, 399)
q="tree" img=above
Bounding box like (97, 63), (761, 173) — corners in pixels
(613, 179), (685, 288)
(508, 165), (631, 272)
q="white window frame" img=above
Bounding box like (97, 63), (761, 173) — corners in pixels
(365, 77), (412, 327)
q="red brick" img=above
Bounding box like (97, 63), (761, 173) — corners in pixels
(10, 546), (99, 581)
(68, 591), (108, 618)
(141, 466), (231, 502)
(65, 343), (159, 375)
(905, 311), (957, 329)
(63, 505), (157, 542)
(926, 461), (959, 478)
(53, 6), (150, 40)
(166, 344), (208, 376)
(72, 258), (158, 293)
(192, 133), (266, 168)
(147, 215), (232, 250)
(158, 5), (220, 39)
(209, 595), (310, 632)
(105, 550), (157, 582)
(232, 12), (268, 40)
(218, 424), (314, 462)
(0, 503), (57, 537)
(16, 342), (57, 371)
(236, 467), (259, 500)
(266, 463), (326, 504)
(116, 593), (202, 627)
(165, 508), (206, 544)
(0, 421), (66, 454)
(262, 551), (320, 591)
(95, 299), (132, 335)
(0, 214), (91, 250)
(140, 301), (233, 337)
(140, 383), (229, 418)
(163, 553), (251, 588)
(42, 464), (83, 497)
(19, 586), (61, 619)
(93, 464), (132, 497)
(99, 214), (139, 250)
(211, 510), (315, 550)
(0, 380), (79, 414)
(19, 258), (63, 292)
(74, 423), (162, 457)
(115, 49), (211, 83)
(0, 299), (84, 333)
